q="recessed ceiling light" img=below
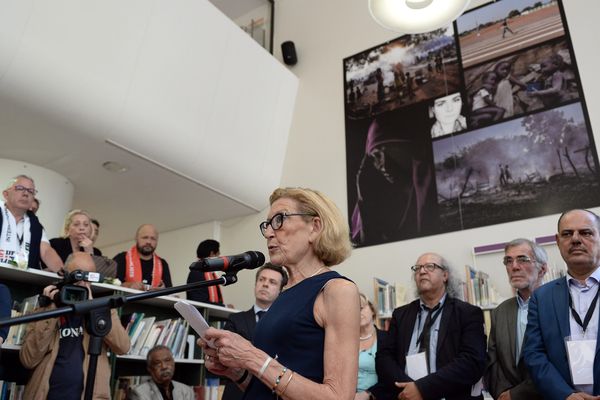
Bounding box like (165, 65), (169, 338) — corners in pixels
(102, 161), (129, 174)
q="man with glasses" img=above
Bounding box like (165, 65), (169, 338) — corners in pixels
(485, 239), (547, 400)
(523, 209), (600, 399)
(376, 252), (486, 400)
(0, 175), (62, 271)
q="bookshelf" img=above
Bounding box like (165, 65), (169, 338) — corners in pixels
(372, 278), (408, 330)
(0, 264), (238, 395)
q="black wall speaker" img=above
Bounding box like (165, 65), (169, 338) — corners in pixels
(281, 41), (297, 66)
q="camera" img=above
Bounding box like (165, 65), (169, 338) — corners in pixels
(50, 269), (103, 306)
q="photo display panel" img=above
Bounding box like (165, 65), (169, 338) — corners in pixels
(344, 0), (599, 248)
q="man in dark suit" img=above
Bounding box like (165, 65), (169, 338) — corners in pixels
(376, 252), (486, 400)
(485, 238), (547, 400)
(523, 209), (600, 399)
(221, 263), (288, 400)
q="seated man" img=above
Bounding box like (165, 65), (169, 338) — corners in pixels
(130, 345), (194, 400)
(19, 252), (130, 399)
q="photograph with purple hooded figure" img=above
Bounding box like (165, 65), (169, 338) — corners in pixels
(349, 105), (439, 247)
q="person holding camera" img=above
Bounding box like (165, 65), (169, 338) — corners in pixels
(19, 252), (130, 400)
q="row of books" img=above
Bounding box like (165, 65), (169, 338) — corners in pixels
(0, 382), (25, 400)
(4, 295), (39, 346)
(124, 313), (190, 359)
(463, 266), (499, 307)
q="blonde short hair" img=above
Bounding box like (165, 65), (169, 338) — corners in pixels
(62, 209), (93, 238)
(269, 187), (351, 266)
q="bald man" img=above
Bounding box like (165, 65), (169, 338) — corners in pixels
(20, 252), (130, 399)
(113, 224), (173, 290)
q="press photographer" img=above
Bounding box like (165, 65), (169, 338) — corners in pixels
(19, 252), (130, 400)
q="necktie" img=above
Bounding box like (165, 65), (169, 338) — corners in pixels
(418, 303), (441, 371)
(256, 310), (266, 321)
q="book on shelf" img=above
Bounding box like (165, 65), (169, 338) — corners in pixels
(7, 294), (40, 346)
(123, 315), (191, 358)
(464, 265), (498, 307)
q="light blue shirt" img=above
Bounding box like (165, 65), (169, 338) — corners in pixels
(357, 339), (378, 392)
(566, 267), (600, 394)
(515, 292), (530, 361)
(407, 294), (447, 373)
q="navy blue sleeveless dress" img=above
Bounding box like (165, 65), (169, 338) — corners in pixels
(242, 270), (349, 399)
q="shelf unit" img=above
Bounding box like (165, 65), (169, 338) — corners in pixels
(0, 264), (238, 391)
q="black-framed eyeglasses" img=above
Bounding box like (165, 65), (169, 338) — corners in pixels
(410, 263), (444, 273)
(502, 255), (533, 266)
(13, 185), (37, 196)
(259, 212), (317, 237)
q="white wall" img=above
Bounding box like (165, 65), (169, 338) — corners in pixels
(101, 0), (600, 310)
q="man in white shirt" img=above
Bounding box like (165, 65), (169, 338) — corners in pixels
(523, 209), (600, 399)
(0, 175), (62, 271)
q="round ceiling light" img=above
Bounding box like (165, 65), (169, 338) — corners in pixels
(368, 0), (471, 34)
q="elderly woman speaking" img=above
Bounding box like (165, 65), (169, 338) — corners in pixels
(201, 187), (360, 400)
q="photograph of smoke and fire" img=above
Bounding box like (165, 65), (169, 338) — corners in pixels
(432, 102), (600, 231)
(343, 26), (460, 119)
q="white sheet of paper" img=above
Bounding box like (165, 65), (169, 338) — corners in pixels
(406, 352), (428, 380)
(471, 378), (483, 396)
(565, 339), (596, 385)
(174, 300), (216, 348)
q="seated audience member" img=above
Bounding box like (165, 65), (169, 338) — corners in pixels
(222, 263), (288, 400)
(0, 175), (62, 271)
(49, 209), (103, 263)
(356, 293), (386, 400)
(376, 252), (486, 400)
(522, 209), (600, 399)
(186, 239), (224, 304)
(19, 252), (130, 399)
(130, 345), (194, 400)
(113, 224), (173, 290)
(485, 238), (546, 400)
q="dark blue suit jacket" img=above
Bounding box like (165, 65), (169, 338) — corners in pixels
(522, 277), (600, 399)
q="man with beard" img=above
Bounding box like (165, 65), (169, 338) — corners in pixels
(114, 224), (172, 290)
(130, 345), (194, 400)
(485, 238), (547, 400)
(376, 252), (486, 400)
(523, 209), (600, 399)
(351, 111), (438, 246)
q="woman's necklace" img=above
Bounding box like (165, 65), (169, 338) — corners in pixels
(308, 266), (326, 278)
(360, 332), (373, 341)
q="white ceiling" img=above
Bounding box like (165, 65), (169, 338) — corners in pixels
(0, 0), (296, 249)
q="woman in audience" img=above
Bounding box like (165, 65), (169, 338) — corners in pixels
(50, 209), (102, 263)
(355, 293), (386, 400)
(200, 187), (360, 400)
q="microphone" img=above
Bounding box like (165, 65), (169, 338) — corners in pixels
(189, 251), (265, 273)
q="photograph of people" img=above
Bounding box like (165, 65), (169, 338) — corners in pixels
(429, 92), (467, 138)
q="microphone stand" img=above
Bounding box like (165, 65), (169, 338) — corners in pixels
(0, 273), (239, 400)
